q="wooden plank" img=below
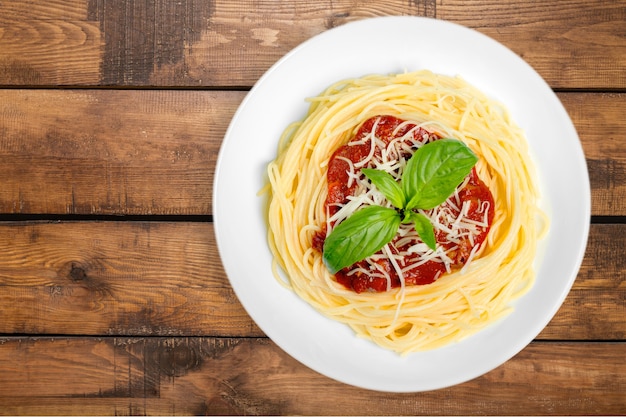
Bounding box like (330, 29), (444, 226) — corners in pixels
(0, 0), (623, 88)
(0, 221), (262, 337)
(439, 0), (626, 90)
(0, 337), (623, 415)
(559, 92), (626, 216)
(0, 221), (623, 340)
(540, 224), (626, 340)
(1, 90), (624, 216)
(0, 89), (243, 215)
(153, 0), (437, 88)
(0, 0), (102, 85)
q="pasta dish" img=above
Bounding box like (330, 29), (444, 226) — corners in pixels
(265, 70), (546, 354)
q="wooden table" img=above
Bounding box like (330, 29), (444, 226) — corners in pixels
(0, 1), (624, 415)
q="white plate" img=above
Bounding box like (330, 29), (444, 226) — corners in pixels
(213, 16), (590, 392)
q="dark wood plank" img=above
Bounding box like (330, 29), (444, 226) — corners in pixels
(0, 337), (623, 415)
(540, 224), (626, 340)
(0, 0), (623, 88)
(0, 221), (262, 337)
(559, 92), (626, 216)
(0, 89), (243, 215)
(1, 90), (625, 216)
(439, 0), (626, 90)
(0, 221), (623, 340)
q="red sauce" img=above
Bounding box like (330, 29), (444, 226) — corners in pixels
(314, 115), (495, 293)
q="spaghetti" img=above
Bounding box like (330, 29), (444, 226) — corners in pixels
(265, 70), (546, 354)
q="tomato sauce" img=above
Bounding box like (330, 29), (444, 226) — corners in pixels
(314, 115), (495, 293)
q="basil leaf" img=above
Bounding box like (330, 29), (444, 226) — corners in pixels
(403, 139), (478, 210)
(323, 206), (401, 274)
(407, 211), (437, 251)
(362, 168), (405, 209)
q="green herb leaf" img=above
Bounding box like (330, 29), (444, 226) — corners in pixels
(403, 139), (478, 210)
(407, 211), (437, 251)
(362, 168), (405, 209)
(322, 206), (401, 274)
(322, 137), (478, 274)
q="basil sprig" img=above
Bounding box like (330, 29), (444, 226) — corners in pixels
(322, 139), (478, 274)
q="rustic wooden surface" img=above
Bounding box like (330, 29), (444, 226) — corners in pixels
(0, 0), (625, 415)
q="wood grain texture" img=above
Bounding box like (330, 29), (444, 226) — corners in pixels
(0, 89), (243, 215)
(561, 92), (626, 216)
(0, 1), (624, 414)
(439, 0), (626, 90)
(0, 221), (261, 337)
(540, 224), (626, 340)
(0, 0), (102, 85)
(0, 337), (623, 415)
(1, 90), (625, 216)
(0, 221), (623, 340)
(0, 0), (624, 88)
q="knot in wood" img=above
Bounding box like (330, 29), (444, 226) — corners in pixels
(69, 264), (88, 282)
(155, 341), (204, 378)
